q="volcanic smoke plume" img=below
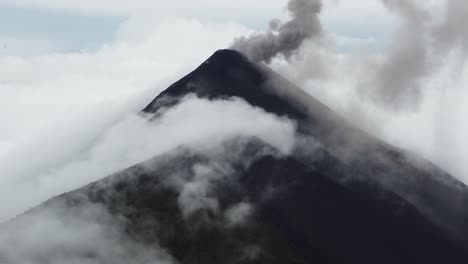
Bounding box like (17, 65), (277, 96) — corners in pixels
(230, 0), (323, 63)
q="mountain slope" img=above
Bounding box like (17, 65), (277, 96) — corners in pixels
(143, 49), (468, 242)
(4, 137), (467, 263)
(2, 49), (467, 264)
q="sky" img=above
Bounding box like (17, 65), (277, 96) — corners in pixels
(0, 0), (467, 222)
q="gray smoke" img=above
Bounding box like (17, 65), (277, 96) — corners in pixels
(434, 0), (468, 54)
(366, 0), (468, 110)
(367, 0), (431, 110)
(235, 0), (468, 110)
(231, 0), (323, 63)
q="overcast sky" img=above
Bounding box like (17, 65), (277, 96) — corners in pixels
(0, 0), (467, 221)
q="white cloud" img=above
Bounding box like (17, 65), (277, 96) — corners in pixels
(0, 201), (175, 264)
(0, 17), (249, 157)
(0, 94), (295, 222)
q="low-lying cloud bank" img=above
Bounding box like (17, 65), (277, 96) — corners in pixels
(0, 95), (295, 222)
(0, 201), (175, 264)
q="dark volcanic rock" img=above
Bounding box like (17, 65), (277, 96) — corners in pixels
(142, 49), (308, 120)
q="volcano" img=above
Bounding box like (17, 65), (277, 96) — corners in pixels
(1, 49), (467, 264)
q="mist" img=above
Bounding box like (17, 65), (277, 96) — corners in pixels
(0, 201), (175, 264)
(0, 94), (295, 222)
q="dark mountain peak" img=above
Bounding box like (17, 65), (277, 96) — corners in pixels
(211, 48), (243, 57)
(142, 49), (308, 120)
(206, 49), (251, 66)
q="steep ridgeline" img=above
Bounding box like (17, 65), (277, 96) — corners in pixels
(1, 50), (467, 264)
